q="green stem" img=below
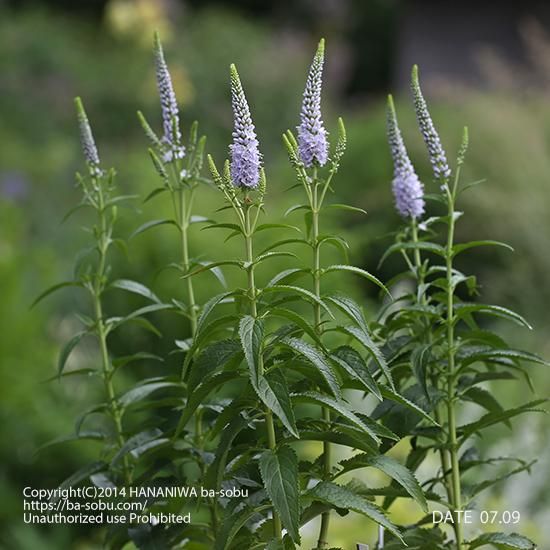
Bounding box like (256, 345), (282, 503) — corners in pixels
(244, 202), (282, 541)
(93, 182), (130, 486)
(310, 172), (331, 550)
(179, 185), (198, 337)
(411, 220), (454, 506)
(444, 171), (464, 549)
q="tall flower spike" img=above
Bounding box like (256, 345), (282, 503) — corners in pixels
(229, 64), (261, 188)
(74, 97), (102, 176)
(297, 38), (329, 168)
(387, 95), (425, 219)
(411, 65), (451, 181)
(153, 31), (185, 163)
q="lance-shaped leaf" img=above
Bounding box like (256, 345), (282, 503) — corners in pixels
(339, 454), (427, 512)
(292, 391), (380, 444)
(239, 315), (264, 384)
(307, 481), (402, 541)
(331, 346), (380, 400)
(110, 279), (161, 303)
(281, 337), (340, 398)
(338, 325), (394, 390)
(259, 445), (301, 543)
(255, 370), (299, 439)
(467, 532), (536, 550)
(323, 264), (390, 296)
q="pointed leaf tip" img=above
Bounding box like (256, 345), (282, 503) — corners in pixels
(411, 64), (419, 81)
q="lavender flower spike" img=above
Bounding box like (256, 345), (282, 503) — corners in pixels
(297, 38), (329, 168)
(74, 97), (102, 176)
(153, 31), (185, 163)
(387, 95), (425, 219)
(411, 65), (451, 181)
(229, 64), (261, 188)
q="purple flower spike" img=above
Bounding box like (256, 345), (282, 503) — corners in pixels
(74, 97), (102, 176)
(411, 65), (450, 182)
(297, 39), (329, 168)
(387, 95), (425, 219)
(229, 64), (261, 188)
(153, 32), (185, 162)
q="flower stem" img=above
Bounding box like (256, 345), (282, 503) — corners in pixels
(243, 201), (282, 542)
(411, 219), (454, 506)
(92, 179), (130, 486)
(179, 185), (198, 336)
(443, 169), (464, 549)
(310, 172), (331, 550)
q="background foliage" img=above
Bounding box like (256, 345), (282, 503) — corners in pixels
(1, 1), (549, 548)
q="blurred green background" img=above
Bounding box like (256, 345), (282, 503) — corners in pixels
(1, 0), (549, 548)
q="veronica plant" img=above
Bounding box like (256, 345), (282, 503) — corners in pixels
(376, 67), (546, 550)
(136, 32), (209, 340)
(34, 98), (170, 490)
(281, 40), (430, 549)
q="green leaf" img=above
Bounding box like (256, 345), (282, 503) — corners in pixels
(196, 260), (227, 288)
(378, 241), (445, 267)
(324, 203), (367, 215)
(259, 238), (310, 256)
(454, 303), (532, 330)
(281, 337), (340, 398)
(254, 369), (298, 438)
(205, 414), (248, 490)
(459, 399), (547, 442)
(110, 429), (162, 467)
(256, 223), (301, 233)
(214, 504), (271, 550)
(188, 339), (242, 392)
(378, 385), (439, 426)
(284, 204), (310, 217)
(31, 281), (82, 308)
(110, 279), (161, 303)
(452, 240), (514, 257)
(58, 331), (88, 377)
(325, 295), (367, 331)
(465, 460), (535, 502)
(338, 325), (394, 390)
(293, 392), (380, 444)
(197, 291), (235, 333)
(202, 222), (243, 233)
(112, 352), (164, 370)
(463, 387), (505, 417)
(176, 372), (241, 436)
(331, 346), (380, 400)
(118, 380), (181, 409)
(259, 445), (301, 543)
(270, 308), (322, 345)
(467, 532), (536, 549)
(57, 461), (107, 494)
(307, 482), (402, 541)
(460, 348), (550, 369)
(143, 186), (167, 203)
(262, 285), (334, 319)
(323, 265), (390, 296)
(239, 315), (264, 384)
(340, 454), (427, 512)
(130, 219), (176, 239)
(254, 251), (298, 266)
(411, 344), (433, 403)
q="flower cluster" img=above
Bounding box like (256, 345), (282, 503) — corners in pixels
(75, 97), (102, 176)
(411, 65), (450, 181)
(297, 39), (329, 168)
(153, 32), (185, 163)
(229, 64), (261, 188)
(387, 95), (425, 219)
